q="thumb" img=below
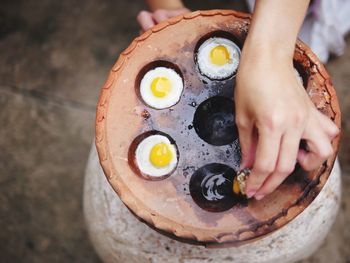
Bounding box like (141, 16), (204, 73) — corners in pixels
(137, 10), (156, 31)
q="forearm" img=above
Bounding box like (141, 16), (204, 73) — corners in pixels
(244, 0), (310, 61)
(145, 0), (184, 11)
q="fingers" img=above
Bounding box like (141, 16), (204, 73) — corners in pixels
(297, 150), (322, 171)
(297, 140), (333, 171)
(152, 10), (169, 23)
(298, 118), (334, 171)
(237, 118), (256, 169)
(153, 8), (190, 23)
(137, 10), (155, 31)
(315, 110), (339, 139)
(245, 131), (281, 198)
(254, 132), (300, 199)
(251, 113), (336, 200)
(137, 9), (190, 31)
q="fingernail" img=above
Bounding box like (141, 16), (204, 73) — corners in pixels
(255, 194), (264, 200)
(246, 191), (256, 198)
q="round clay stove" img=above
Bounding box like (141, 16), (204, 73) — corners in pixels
(94, 10), (341, 247)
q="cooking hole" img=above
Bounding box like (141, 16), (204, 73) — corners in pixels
(193, 96), (238, 146)
(128, 131), (179, 180)
(136, 61), (184, 109)
(189, 163), (243, 212)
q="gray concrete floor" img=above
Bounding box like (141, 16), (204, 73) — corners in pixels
(0, 0), (349, 262)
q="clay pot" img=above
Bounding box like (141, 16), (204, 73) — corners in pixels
(87, 9), (341, 262)
(84, 147), (341, 263)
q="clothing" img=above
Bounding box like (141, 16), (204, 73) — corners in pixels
(246, 0), (350, 62)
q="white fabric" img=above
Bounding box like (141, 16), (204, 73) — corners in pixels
(246, 0), (350, 62)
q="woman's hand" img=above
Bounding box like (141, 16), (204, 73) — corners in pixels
(235, 0), (339, 201)
(137, 8), (190, 31)
(236, 48), (339, 200)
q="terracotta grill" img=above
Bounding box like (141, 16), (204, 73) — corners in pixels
(95, 10), (341, 246)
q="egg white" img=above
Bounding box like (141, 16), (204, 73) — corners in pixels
(135, 134), (178, 178)
(140, 67), (183, 109)
(197, 37), (240, 80)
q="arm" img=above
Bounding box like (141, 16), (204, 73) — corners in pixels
(145, 0), (185, 11)
(137, 0), (189, 31)
(246, 0), (309, 60)
(236, 0), (339, 200)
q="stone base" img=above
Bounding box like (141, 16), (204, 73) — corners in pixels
(83, 144), (341, 263)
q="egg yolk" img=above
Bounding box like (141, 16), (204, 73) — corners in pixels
(210, 45), (230, 66)
(151, 77), (172, 98)
(150, 142), (173, 168)
(233, 177), (240, 195)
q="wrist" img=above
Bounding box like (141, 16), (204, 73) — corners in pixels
(241, 36), (294, 68)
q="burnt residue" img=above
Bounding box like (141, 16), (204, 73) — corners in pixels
(296, 163), (327, 205)
(295, 47), (338, 123)
(232, 208), (288, 240)
(182, 166), (196, 178)
(141, 109), (151, 120)
(189, 101), (197, 107)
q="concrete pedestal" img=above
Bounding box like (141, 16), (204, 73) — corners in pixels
(84, 145), (341, 263)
